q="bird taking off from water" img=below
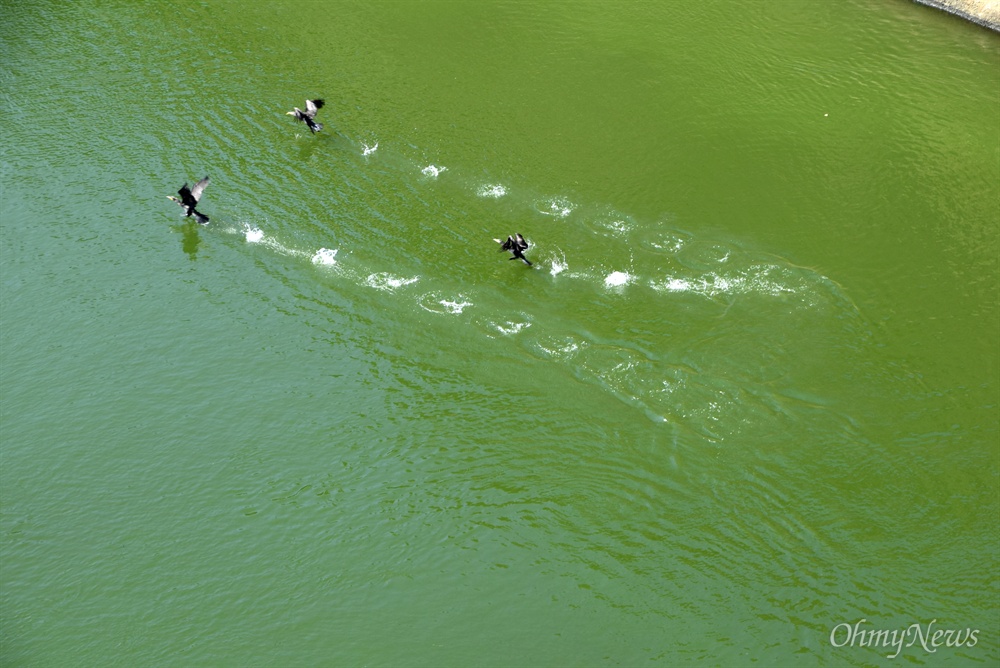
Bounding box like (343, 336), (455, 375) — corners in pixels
(495, 233), (532, 266)
(286, 99), (325, 133)
(167, 176), (210, 225)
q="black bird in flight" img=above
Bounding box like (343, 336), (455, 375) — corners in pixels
(495, 233), (532, 266)
(286, 99), (325, 133)
(167, 176), (210, 225)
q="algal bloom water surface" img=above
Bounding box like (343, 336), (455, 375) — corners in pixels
(0, 1), (996, 666)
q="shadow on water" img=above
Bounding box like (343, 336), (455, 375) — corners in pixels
(294, 130), (351, 163)
(296, 135), (322, 163)
(171, 221), (203, 260)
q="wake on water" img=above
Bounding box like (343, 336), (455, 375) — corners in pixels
(312, 248), (338, 265)
(208, 139), (859, 436)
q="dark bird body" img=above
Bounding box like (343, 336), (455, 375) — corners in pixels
(286, 99), (325, 133)
(167, 176), (210, 224)
(495, 233), (532, 266)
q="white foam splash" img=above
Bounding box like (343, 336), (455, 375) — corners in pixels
(244, 225), (264, 243)
(312, 248), (338, 265)
(478, 183), (507, 198)
(365, 272), (419, 291)
(538, 198), (574, 217)
(419, 293), (472, 314)
(362, 142), (379, 156)
(421, 165), (446, 177)
(605, 271), (632, 287)
(588, 212), (638, 237)
(493, 320), (531, 335)
(651, 277), (692, 292)
(654, 238), (684, 251)
(532, 334), (585, 358)
(649, 267), (798, 298)
(606, 219), (633, 234)
(439, 299), (471, 314)
(714, 276), (735, 291)
(550, 253), (568, 276)
(241, 224), (309, 258)
(643, 231), (688, 252)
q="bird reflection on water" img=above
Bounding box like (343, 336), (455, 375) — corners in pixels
(172, 221), (203, 260)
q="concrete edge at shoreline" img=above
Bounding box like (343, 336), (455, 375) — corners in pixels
(912, 0), (1000, 32)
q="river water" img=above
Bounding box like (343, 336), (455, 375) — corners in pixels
(1, 1), (997, 666)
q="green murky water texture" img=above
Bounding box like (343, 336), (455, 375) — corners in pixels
(1, 1), (997, 665)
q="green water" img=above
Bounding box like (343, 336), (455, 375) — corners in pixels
(1, 1), (997, 666)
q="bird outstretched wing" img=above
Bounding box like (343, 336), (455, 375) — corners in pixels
(189, 176), (210, 203)
(305, 99), (325, 118)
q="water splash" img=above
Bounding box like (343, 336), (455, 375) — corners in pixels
(362, 142), (379, 156)
(237, 224), (308, 258)
(419, 292), (473, 314)
(364, 273), (419, 291)
(440, 299), (472, 314)
(491, 320), (531, 336)
(652, 277), (692, 292)
(421, 165), (446, 178)
(550, 253), (568, 276)
(243, 225), (264, 243)
(587, 211), (639, 237)
(536, 197), (574, 217)
(649, 265), (799, 299)
(312, 248), (338, 265)
(526, 333), (587, 360)
(478, 183), (507, 198)
(605, 219), (633, 234)
(604, 271), (632, 287)
(644, 233), (686, 252)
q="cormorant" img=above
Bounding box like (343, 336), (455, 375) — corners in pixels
(286, 99), (325, 133)
(495, 233), (532, 266)
(167, 176), (210, 225)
